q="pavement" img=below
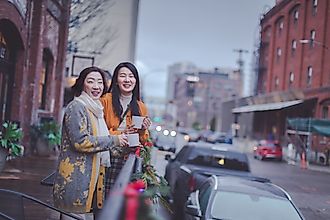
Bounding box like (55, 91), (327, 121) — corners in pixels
(0, 154), (60, 219)
(0, 151), (173, 220)
(233, 137), (330, 174)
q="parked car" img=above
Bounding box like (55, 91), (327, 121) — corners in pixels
(164, 142), (251, 219)
(184, 175), (305, 220)
(206, 132), (232, 144)
(253, 139), (283, 161)
(178, 128), (200, 142)
(199, 130), (213, 142)
(153, 125), (177, 153)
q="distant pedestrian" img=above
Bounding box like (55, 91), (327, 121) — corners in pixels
(53, 67), (128, 220)
(287, 143), (295, 165)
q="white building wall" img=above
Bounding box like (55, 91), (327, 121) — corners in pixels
(66, 0), (139, 76)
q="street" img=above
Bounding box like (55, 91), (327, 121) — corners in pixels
(152, 135), (330, 220)
(249, 154), (330, 220)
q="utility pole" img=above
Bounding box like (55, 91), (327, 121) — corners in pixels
(233, 49), (248, 73)
(232, 49), (248, 137)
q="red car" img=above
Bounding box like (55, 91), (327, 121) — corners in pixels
(253, 140), (282, 161)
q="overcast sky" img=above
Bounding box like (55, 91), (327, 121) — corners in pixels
(135, 0), (276, 99)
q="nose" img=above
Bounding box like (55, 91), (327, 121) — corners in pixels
(92, 82), (100, 89)
(124, 75), (130, 81)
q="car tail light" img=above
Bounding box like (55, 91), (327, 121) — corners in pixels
(188, 176), (196, 192)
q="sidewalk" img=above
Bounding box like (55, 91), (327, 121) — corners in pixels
(233, 137), (330, 174)
(0, 154), (59, 219)
(0, 152), (173, 220)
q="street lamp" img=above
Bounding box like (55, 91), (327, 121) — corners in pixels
(299, 39), (328, 49)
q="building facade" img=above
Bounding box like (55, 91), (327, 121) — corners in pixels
(170, 67), (242, 130)
(0, 0), (70, 152)
(63, 0), (140, 104)
(233, 0), (330, 149)
(65, 0), (139, 78)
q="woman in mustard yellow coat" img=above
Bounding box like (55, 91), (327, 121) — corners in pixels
(53, 67), (128, 219)
(100, 62), (152, 194)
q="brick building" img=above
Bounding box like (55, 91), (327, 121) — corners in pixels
(232, 0), (330, 148)
(169, 66), (242, 130)
(0, 0), (70, 152)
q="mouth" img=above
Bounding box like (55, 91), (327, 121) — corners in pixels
(122, 84), (132, 89)
(91, 91), (101, 97)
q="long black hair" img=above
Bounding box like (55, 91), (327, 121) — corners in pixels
(109, 62), (141, 118)
(71, 66), (108, 97)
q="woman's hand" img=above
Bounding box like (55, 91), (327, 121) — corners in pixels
(118, 134), (129, 147)
(142, 116), (152, 130)
(124, 124), (138, 134)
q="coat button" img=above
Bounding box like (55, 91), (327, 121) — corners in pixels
(100, 172), (103, 175)
(98, 187), (102, 191)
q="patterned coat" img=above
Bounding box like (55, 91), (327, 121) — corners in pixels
(53, 100), (119, 213)
(100, 93), (149, 193)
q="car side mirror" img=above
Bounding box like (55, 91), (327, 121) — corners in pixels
(164, 154), (172, 161)
(185, 204), (201, 217)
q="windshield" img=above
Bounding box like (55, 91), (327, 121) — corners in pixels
(211, 191), (302, 220)
(186, 148), (250, 172)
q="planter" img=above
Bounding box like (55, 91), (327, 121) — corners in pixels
(36, 138), (54, 157)
(0, 148), (8, 173)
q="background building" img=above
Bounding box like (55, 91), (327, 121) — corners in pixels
(64, 0), (140, 104)
(233, 0), (330, 150)
(0, 0), (70, 153)
(168, 65), (242, 131)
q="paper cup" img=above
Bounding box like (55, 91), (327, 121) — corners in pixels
(132, 116), (145, 129)
(127, 133), (140, 147)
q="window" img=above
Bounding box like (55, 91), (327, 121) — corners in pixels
(291, 40), (297, 55)
(289, 72), (294, 84)
(39, 49), (53, 110)
(199, 184), (212, 215)
(279, 20), (284, 30)
(310, 30), (316, 48)
(275, 76), (279, 88)
(175, 146), (189, 162)
(322, 106), (328, 119)
(293, 10), (299, 23)
(307, 66), (313, 86)
(276, 18), (284, 36)
(276, 48), (282, 61)
(312, 0), (318, 15)
(0, 32), (9, 60)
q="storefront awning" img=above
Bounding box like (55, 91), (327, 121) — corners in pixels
(232, 100), (303, 113)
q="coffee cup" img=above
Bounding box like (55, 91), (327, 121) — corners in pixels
(127, 133), (140, 147)
(132, 116), (145, 129)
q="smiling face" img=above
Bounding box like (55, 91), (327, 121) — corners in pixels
(117, 67), (137, 96)
(83, 71), (104, 100)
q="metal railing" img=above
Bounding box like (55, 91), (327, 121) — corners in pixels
(0, 189), (83, 220)
(99, 154), (142, 220)
(37, 153), (143, 219)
